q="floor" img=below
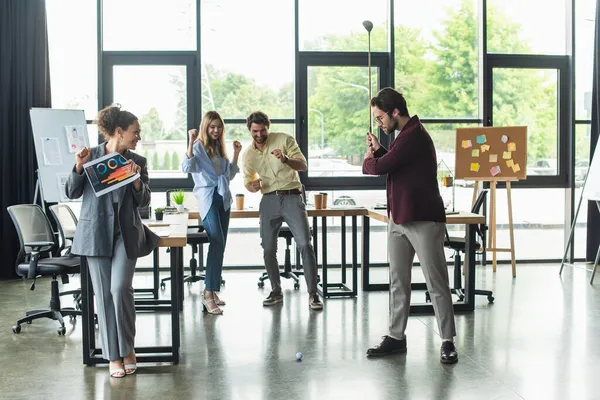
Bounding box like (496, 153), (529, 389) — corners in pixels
(0, 263), (598, 400)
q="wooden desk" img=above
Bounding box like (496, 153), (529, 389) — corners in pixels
(363, 210), (485, 313)
(80, 213), (187, 365)
(189, 207), (365, 298)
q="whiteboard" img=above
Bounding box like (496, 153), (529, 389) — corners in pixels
(584, 143), (600, 201)
(29, 108), (91, 203)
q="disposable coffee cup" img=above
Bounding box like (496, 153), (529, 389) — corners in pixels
(235, 194), (245, 210)
(314, 193), (324, 210)
(320, 192), (328, 209)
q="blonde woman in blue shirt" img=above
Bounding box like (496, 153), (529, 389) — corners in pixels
(182, 111), (241, 314)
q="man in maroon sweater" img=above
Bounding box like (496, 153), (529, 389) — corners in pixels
(362, 87), (458, 364)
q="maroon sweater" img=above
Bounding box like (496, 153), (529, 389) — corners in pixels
(363, 116), (446, 225)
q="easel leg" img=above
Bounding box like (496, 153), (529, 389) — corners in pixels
(491, 181), (497, 272)
(507, 181), (516, 278)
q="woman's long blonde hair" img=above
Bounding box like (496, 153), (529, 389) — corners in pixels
(197, 111), (228, 160)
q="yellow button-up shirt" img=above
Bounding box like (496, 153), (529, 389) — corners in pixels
(242, 132), (306, 194)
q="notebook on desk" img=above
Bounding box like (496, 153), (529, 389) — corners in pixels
(155, 230), (171, 237)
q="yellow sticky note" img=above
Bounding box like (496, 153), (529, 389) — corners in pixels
(489, 154), (498, 163)
(508, 142), (516, 152)
(472, 149), (480, 157)
(506, 159), (514, 167)
(512, 163), (521, 173)
(470, 163), (480, 172)
(503, 151), (512, 160)
(462, 140), (472, 149)
(482, 144), (491, 152)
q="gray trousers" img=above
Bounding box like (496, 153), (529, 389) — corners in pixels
(259, 194), (318, 294)
(87, 233), (137, 361)
(388, 219), (456, 340)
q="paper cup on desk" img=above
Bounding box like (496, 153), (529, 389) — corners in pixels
(314, 193), (324, 209)
(319, 193), (328, 209)
(235, 194), (245, 210)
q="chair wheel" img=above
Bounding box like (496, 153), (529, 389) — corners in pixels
(58, 326), (66, 335)
(258, 281), (264, 288)
(160, 282), (166, 290)
(294, 283), (300, 290)
(487, 296), (494, 303)
(425, 292), (431, 303)
(69, 315), (76, 322)
(459, 295), (465, 302)
(12, 325), (21, 334)
(221, 279), (226, 286)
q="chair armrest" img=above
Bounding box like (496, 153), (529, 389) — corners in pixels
(24, 241), (55, 250)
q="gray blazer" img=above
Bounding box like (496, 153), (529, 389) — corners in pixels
(65, 143), (159, 259)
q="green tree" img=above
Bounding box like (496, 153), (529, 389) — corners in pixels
(139, 108), (165, 142)
(165, 70), (187, 140)
(151, 152), (160, 170)
(171, 151), (180, 170)
(163, 152), (172, 170)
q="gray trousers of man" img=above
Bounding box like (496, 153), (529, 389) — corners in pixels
(260, 194), (318, 294)
(86, 233), (137, 361)
(388, 219), (456, 340)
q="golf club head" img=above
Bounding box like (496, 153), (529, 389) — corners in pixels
(362, 20), (373, 33)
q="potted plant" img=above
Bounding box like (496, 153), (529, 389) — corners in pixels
(172, 190), (185, 213)
(154, 207), (164, 221)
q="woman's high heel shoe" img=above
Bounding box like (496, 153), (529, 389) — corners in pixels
(202, 296), (223, 315)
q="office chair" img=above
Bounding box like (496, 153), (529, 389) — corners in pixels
(160, 189), (222, 290)
(49, 204), (83, 309)
(7, 204), (82, 335)
(257, 185), (318, 289)
(426, 190), (494, 304)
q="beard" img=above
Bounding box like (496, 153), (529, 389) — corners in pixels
(384, 117), (399, 134)
(253, 135), (267, 144)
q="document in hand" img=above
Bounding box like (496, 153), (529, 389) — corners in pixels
(83, 152), (140, 197)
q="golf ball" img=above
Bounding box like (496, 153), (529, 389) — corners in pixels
(296, 352), (303, 361)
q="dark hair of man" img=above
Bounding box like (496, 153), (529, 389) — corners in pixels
(370, 87), (409, 117)
(246, 111), (271, 130)
(95, 104), (138, 140)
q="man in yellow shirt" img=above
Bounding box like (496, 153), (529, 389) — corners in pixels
(242, 111), (323, 310)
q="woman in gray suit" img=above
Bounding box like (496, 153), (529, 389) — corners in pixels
(65, 105), (159, 378)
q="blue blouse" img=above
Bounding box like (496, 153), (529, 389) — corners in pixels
(181, 142), (240, 220)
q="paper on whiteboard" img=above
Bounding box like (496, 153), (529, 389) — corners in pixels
(42, 137), (62, 165)
(56, 173), (70, 202)
(83, 152), (140, 197)
(64, 125), (87, 153)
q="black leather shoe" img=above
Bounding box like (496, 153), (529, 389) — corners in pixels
(440, 341), (458, 364)
(366, 336), (407, 357)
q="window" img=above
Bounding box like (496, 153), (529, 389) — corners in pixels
(487, 0), (567, 55)
(394, 0), (479, 119)
(46, 0), (97, 119)
(299, 0), (388, 52)
(201, 0), (294, 119)
(102, 0), (196, 51)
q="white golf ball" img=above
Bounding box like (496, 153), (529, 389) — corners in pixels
(296, 352), (303, 361)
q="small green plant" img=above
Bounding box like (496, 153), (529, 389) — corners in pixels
(172, 190), (185, 205)
(154, 207), (164, 213)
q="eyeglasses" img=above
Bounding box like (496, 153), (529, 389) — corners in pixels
(374, 111), (391, 124)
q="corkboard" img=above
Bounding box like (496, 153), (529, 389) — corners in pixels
(454, 126), (527, 180)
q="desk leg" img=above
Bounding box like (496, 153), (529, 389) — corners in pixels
(352, 215), (358, 296)
(321, 216), (328, 297)
(464, 223), (476, 311)
(153, 249), (160, 299)
(312, 216), (318, 268)
(170, 247), (181, 363)
(81, 256), (96, 365)
(362, 215), (371, 291)
(341, 216), (347, 283)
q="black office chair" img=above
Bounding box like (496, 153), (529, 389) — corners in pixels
(49, 204), (84, 309)
(427, 190), (494, 304)
(7, 204), (82, 335)
(160, 189), (222, 290)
